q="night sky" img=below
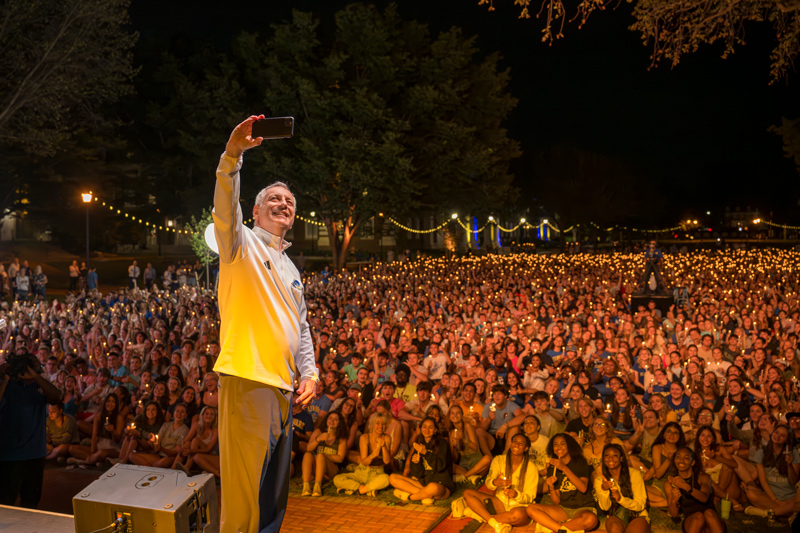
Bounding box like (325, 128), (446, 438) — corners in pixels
(130, 0), (800, 222)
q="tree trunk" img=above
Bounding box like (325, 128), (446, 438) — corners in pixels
(325, 216), (362, 271)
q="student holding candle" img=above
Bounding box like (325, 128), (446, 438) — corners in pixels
(453, 434), (537, 533)
(741, 424), (800, 518)
(664, 447), (723, 533)
(594, 443), (650, 533)
(646, 422), (685, 507)
(114, 400), (164, 465)
(525, 433), (598, 533)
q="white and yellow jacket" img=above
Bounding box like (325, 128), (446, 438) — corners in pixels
(485, 454), (540, 509)
(212, 152), (317, 391)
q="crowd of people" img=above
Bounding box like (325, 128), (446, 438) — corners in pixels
(1, 248), (800, 533)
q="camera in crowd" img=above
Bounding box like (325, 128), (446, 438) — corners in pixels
(0, 352), (41, 380)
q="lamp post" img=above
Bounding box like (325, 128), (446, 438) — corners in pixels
(81, 192), (92, 268)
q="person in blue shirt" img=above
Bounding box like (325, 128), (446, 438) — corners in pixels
(665, 382), (691, 418)
(86, 267), (98, 291)
(643, 368), (672, 404)
(480, 385), (519, 455)
(307, 381), (333, 430)
(0, 353), (63, 508)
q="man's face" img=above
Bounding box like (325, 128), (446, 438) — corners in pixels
(356, 368), (368, 384)
(462, 386), (475, 402)
(395, 369), (409, 385)
(492, 390), (506, 405)
(254, 186), (295, 235)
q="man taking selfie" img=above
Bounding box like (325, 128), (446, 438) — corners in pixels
(213, 115), (318, 533)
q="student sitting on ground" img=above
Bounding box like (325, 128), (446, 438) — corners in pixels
(593, 443), (650, 533)
(389, 417), (455, 504)
(452, 433), (537, 533)
(525, 433), (599, 533)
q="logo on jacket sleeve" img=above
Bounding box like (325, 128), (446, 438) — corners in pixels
(292, 280), (302, 290)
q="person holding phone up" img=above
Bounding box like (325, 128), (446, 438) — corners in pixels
(213, 115), (318, 533)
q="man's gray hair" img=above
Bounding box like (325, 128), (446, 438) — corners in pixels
(255, 181), (295, 207)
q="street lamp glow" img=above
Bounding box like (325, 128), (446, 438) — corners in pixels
(488, 216), (494, 221)
(543, 219), (548, 225)
(451, 213), (458, 219)
(81, 192), (93, 203)
(520, 218), (526, 223)
(692, 220), (698, 224)
(310, 211), (316, 217)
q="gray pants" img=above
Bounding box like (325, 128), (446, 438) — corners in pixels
(219, 375), (292, 533)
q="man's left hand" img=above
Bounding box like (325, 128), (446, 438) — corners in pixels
(295, 378), (316, 405)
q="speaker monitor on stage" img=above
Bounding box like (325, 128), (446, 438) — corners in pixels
(72, 464), (218, 533)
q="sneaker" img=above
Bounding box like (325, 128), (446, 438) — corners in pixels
(451, 498), (467, 519)
(301, 482), (312, 496)
(66, 457), (82, 465)
(393, 489), (410, 501)
(467, 475), (482, 485)
(491, 519), (512, 533)
(336, 487), (354, 495)
(463, 508), (485, 524)
(366, 490), (377, 497)
(312, 483), (322, 497)
(745, 506), (769, 518)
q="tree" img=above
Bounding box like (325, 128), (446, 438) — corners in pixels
(771, 116), (800, 172)
(0, 0), (138, 153)
(481, 0), (799, 83)
(0, 0), (138, 231)
(236, 3), (520, 269)
(134, 44), (246, 218)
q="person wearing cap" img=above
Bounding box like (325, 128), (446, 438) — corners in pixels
(331, 383), (366, 426)
(399, 381), (436, 444)
(786, 412), (800, 441)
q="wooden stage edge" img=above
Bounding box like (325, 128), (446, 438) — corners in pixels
(0, 504), (76, 533)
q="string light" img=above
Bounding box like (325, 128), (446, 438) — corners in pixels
(89, 195), (800, 237)
(296, 214), (325, 227)
(93, 195), (257, 234)
(387, 217), (449, 234)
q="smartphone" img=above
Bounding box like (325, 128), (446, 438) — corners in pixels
(251, 116), (294, 139)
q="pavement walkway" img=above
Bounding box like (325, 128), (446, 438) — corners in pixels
(35, 464), (448, 533)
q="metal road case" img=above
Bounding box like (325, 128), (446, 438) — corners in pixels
(72, 464), (218, 533)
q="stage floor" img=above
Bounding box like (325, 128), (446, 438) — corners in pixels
(0, 505), (75, 533)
